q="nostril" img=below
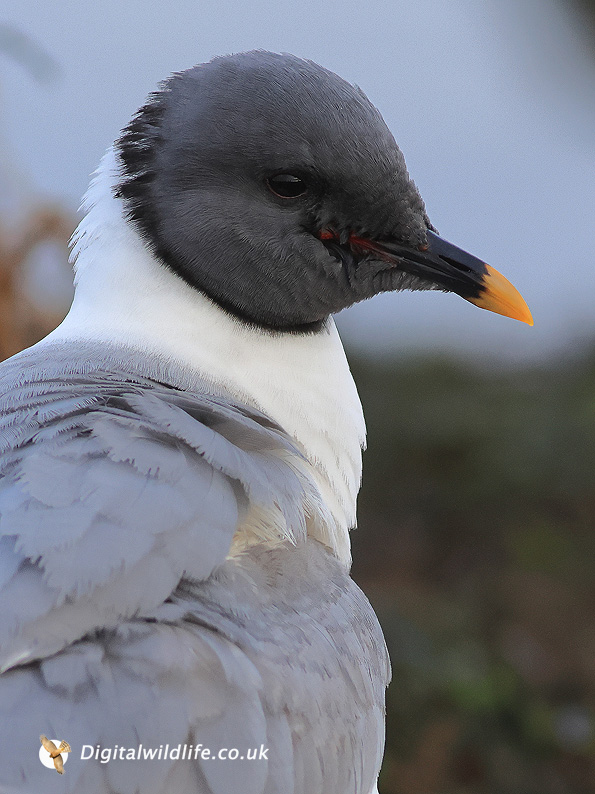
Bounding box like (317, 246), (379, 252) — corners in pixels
(438, 254), (473, 274)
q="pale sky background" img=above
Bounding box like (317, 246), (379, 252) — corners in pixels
(1, 0), (594, 361)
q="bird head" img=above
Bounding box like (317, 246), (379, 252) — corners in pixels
(114, 50), (532, 332)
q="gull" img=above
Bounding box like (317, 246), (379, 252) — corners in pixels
(0, 51), (532, 794)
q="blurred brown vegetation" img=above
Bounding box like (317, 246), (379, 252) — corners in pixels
(0, 24), (72, 357)
(0, 206), (72, 358)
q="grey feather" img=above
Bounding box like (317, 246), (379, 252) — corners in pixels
(0, 341), (389, 794)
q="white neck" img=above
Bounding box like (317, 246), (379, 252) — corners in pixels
(43, 148), (366, 564)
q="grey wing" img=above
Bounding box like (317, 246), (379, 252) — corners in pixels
(0, 354), (315, 672)
(166, 542), (391, 794)
(1, 616), (272, 794)
(0, 350), (387, 794)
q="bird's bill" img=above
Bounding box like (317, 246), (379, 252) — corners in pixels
(361, 229), (533, 326)
(464, 262), (533, 324)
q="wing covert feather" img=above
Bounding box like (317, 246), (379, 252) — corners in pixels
(0, 350), (315, 670)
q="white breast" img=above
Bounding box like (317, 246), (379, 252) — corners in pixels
(41, 148), (366, 565)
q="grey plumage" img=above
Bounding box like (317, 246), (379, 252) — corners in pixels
(0, 48), (528, 794)
(0, 342), (388, 793)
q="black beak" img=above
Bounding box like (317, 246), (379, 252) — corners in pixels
(367, 230), (533, 325)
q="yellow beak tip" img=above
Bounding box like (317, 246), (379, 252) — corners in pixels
(467, 264), (533, 327)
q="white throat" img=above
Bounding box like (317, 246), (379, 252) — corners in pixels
(43, 148), (366, 564)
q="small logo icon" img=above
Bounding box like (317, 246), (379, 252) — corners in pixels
(39, 735), (71, 774)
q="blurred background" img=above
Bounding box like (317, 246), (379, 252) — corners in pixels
(1, 1), (594, 791)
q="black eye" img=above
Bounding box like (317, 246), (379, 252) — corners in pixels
(266, 174), (308, 199)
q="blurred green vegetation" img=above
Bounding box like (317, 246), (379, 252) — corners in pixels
(349, 351), (595, 793)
